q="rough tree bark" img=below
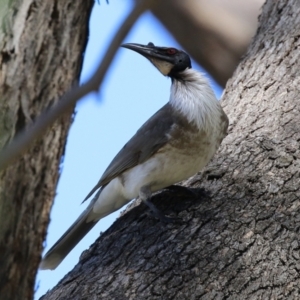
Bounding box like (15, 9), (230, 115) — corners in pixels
(41, 0), (300, 299)
(0, 1), (93, 300)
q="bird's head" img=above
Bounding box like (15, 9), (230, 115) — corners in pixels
(121, 42), (192, 79)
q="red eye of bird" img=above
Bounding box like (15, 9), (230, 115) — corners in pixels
(167, 48), (177, 55)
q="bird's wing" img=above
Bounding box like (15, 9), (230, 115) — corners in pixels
(83, 103), (176, 201)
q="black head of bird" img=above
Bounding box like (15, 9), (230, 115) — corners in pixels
(121, 42), (192, 78)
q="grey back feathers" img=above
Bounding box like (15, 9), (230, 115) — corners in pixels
(84, 103), (197, 201)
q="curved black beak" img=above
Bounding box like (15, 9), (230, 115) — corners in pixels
(121, 42), (174, 64)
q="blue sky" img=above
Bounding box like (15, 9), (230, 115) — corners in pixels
(35, 1), (222, 298)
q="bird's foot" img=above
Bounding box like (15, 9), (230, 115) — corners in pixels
(143, 197), (182, 224)
(140, 185), (183, 224)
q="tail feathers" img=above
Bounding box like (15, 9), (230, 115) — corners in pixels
(40, 200), (99, 270)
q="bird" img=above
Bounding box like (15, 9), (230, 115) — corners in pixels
(40, 42), (228, 270)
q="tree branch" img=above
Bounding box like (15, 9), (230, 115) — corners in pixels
(0, 0), (157, 171)
(151, 0), (264, 87)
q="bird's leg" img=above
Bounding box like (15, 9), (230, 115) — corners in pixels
(139, 186), (180, 223)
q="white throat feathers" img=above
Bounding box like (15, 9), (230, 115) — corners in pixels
(169, 69), (222, 132)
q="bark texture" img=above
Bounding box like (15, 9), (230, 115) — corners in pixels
(42, 0), (300, 299)
(0, 1), (93, 300)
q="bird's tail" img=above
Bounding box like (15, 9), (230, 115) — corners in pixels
(40, 195), (100, 270)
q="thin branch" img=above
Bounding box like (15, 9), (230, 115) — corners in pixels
(0, 0), (157, 171)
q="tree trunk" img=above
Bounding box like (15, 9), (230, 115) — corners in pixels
(42, 0), (300, 299)
(0, 1), (93, 300)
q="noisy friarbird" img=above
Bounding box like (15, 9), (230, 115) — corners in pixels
(40, 42), (228, 270)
